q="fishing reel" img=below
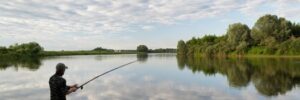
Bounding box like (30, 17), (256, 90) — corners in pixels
(77, 86), (83, 90)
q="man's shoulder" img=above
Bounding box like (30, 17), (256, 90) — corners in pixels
(49, 75), (65, 83)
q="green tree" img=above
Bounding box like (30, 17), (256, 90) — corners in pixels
(291, 23), (300, 37)
(201, 35), (217, 44)
(177, 40), (187, 55)
(180, 14), (300, 56)
(227, 23), (252, 46)
(8, 42), (43, 56)
(277, 38), (300, 55)
(93, 47), (106, 51)
(0, 47), (7, 54)
(251, 14), (292, 45)
(137, 45), (148, 53)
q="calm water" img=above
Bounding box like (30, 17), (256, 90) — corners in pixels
(1, 54), (300, 100)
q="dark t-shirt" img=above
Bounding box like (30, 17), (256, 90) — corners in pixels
(49, 74), (70, 100)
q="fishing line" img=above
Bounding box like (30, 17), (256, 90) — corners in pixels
(77, 60), (137, 90)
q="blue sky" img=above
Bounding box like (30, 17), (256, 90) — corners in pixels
(0, 0), (300, 50)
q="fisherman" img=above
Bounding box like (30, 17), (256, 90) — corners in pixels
(49, 63), (78, 100)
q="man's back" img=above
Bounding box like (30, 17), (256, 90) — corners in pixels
(49, 74), (69, 100)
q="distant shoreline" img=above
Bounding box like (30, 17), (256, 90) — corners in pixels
(40, 51), (178, 56)
(0, 42), (176, 57)
(41, 51), (124, 56)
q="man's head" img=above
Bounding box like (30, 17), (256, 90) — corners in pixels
(55, 63), (68, 76)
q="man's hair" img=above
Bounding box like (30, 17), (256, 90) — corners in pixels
(55, 63), (67, 76)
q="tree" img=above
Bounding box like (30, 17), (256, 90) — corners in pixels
(177, 40), (187, 55)
(227, 23), (252, 46)
(93, 47), (113, 52)
(291, 23), (300, 37)
(181, 14), (300, 56)
(201, 35), (217, 44)
(0, 47), (7, 54)
(7, 42), (44, 56)
(27, 42), (44, 55)
(277, 38), (300, 55)
(251, 14), (292, 45)
(137, 45), (148, 53)
(93, 47), (106, 51)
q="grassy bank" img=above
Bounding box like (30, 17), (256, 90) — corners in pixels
(40, 50), (122, 56)
(184, 53), (300, 58)
(42, 50), (176, 56)
(242, 54), (300, 58)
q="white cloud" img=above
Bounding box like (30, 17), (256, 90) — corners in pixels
(0, 0), (300, 50)
(70, 74), (241, 100)
(141, 25), (154, 30)
(239, 0), (300, 20)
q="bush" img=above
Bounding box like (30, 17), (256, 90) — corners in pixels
(137, 45), (148, 53)
(0, 42), (44, 56)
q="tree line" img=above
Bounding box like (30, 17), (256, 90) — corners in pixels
(177, 14), (300, 56)
(0, 42), (43, 57)
(0, 43), (176, 57)
(136, 45), (176, 53)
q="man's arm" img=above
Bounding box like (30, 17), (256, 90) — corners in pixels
(66, 84), (78, 95)
(66, 87), (77, 95)
(61, 78), (77, 95)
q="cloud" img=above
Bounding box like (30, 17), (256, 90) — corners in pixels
(239, 0), (300, 20)
(70, 75), (241, 100)
(0, 0), (300, 50)
(141, 25), (154, 30)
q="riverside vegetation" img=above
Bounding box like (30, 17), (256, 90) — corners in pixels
(0, 42), (175, 57)
(177, 14), (300, 56)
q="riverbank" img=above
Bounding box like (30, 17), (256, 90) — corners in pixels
(41, 50), (122, 56)
(41, 51), (177, 56)
(181, 53), (300, 58)
(242, 55), (300, 58)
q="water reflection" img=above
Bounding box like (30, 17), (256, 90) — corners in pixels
(137, 53), (148, 63)
(177, 56), (300, 96)
(1, 54), (300, 100)
(0, 57), (41, 71)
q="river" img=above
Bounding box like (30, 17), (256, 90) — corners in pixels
(1, 53), (300, 100)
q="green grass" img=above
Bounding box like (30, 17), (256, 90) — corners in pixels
(41, 50), (120, 56)
(184, 52), (300, 58)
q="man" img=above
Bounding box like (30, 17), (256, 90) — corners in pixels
(49, 63), (78, 100)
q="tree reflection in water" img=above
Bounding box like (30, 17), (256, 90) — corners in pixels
(177, 56), (300, 96)
(0, 56), (42, 71)
(137, 53), (148, 63)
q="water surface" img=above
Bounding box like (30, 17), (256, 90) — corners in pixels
(1, 54), (300, 100)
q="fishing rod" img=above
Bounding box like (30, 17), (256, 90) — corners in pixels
(76, 60), (137, 90)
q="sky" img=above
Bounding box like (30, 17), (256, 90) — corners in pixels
(0, 0), (300, 50)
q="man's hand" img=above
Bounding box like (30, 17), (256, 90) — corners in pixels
(67, 84), (78, 94)
(70, 84), (78, 88)
(70, 87), (77, 92)
(66, 86), (78, 95)
(70, 84), (78, 92)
